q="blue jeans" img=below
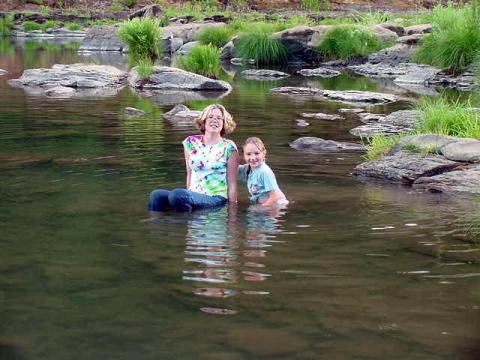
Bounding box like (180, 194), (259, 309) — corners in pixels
(148, 188), (227, 212)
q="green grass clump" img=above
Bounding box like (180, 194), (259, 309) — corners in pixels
(196, 26), (233, 48)
(363, 135), (402, 160)
(136, 58), (154, 79)
(315, 25), (383, 60)
(355, 11), (394, 25)
(42, 20), (57, 31)
(416, 96), (480, 139)
(412, 1), (480, 73)
(176, 44), (222, 78)
(65, 22), (83, 31)
(22, 21), (41, 32)
(235, 30), (289, 65)
(302, 0), (320, 11)
(0, 13), (15, 36)
(117, 17), (163, 65)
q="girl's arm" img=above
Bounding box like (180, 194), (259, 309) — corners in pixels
(227, 150), (239, 203)
(259, 189), (286, 207)
(184, 149), (191, 189)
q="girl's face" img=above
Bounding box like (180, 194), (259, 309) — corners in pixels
(204, 108), (224, 135)
(243, 143), (265, 170)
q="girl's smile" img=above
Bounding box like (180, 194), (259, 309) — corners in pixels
(205, 108), (224, 133)
(243, 143), (265, 170)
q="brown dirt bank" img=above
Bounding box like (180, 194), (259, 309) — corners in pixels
(0, 0), (448, 13)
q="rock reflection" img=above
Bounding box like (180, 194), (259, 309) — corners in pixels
(183, 203), (287, 313)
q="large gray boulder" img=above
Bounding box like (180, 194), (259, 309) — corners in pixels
(290, 137), (364, 152)
(10, 63), (127, 87)
(128, 66), (231, 92)
(353, 151), (461, 183)
(413, 165), (480, 194)
(79, 25), (124, 51)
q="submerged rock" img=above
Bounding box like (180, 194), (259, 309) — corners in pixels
(128, 66), (232, 92)
(290, 137), (364, 152)
(163, 104), (201, 126)
(240, 69), (290, 80)
(44, 86), (76, 98)
(301, 112), (344, 121)
(297, 67), (341, 78)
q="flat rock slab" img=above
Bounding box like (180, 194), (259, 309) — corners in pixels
(353, 151), (461, 183)
(290, 137), (364, 152)
(297, 67), (341, 77)
(9, 63), (127, 88)
(350, 123), (407, 137)
(301, 112), (344, 121)
(271, 87), (397, 105)
(240, 69), (290, 80)
(413, 165), (480, 194)
(128, 66), (232, 92)
(441, 138), (480, 162)
(380, 109), (420, 127)
(391, 134), (459, 155)
(163, 104), (201, 126)
(322, 90), (397, 105)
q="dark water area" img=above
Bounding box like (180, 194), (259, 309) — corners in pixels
(1, 38), (480, 359)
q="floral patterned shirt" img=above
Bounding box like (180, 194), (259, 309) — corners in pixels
(183, 135), (237, 198)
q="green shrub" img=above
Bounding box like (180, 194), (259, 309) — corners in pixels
(176, 44), (221, 78)
(65, 22), (83, 31)
(416, 96), (480, 139)
(412, 1), (480, 73)
(117, 17), (163, 64)
(302, 0), (320, 11)
(197, 26), (232, 48)
(22, 21), (41, 32)
(363, 134), (402, 160)
(136, 58), (154, 79)
(42, 20), (57, 31)
(235, 31), (289, 65)
(0, 13), (15, 36)
(315, 25), (383, 60)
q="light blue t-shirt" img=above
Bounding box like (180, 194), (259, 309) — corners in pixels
(238, 162), (280, 203)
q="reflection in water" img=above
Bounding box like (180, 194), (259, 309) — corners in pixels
(182, 204), (287, 314)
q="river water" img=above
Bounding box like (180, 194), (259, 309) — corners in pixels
(1, 38), (479, 359)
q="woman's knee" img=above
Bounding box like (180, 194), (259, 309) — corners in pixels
(169, 188), (192, 212)
(148, 189), (170, 211)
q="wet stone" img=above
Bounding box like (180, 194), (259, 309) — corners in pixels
(391, 134), (458, 155)
(322, 90), (397, 105)
(296, 119), (310, 127)
(440, 139), (480, 162)
(241, 69), (290, 80)
(163, 104), (201, 126)
(338, 108), (365, 113)
(123, 107), (146, 117)
(413, 165), (480, 194)
(0, 69), (6, 75)
(301, 112), (344, 121)
(291, 137), (364, 152)
(297, 67), (341, 78)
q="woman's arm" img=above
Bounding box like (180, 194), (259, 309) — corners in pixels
(184, 148), (191, 189)
(259, 189), (286, 207)
(227, 150), (239, 203)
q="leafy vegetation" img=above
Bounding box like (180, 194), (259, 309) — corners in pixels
(136, 58), (154, 79)
(42, 19), (58, 31)
(196, 25), (233, 48)
(302, 0), (320, 11)
(315, 25), (383, 60)
(117, 17), (163, 66)
(416, 96), (480, 139)
(413, 1), (480, 73)
(235, 29), (289, 65)
(176, 44), (222, 78)
(22, 21), (41, 32)
(0, 13), (15, 36)
(65, 22), (83, 31)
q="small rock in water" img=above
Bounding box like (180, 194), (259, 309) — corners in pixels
(241, 69), (290, 80)
(301, 112), (344, 121)
(0, 69), (6, 75)
(123, 107), (146, 117)
(338, 108), (365, 113)
(296, 119), (310, 127)
(297, 67), (341, 78)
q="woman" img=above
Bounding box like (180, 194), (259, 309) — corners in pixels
(148, 104), (238, 212)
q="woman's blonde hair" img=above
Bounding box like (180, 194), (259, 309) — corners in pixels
(243, 137), (267, 155)
(194, 104), (236, 136)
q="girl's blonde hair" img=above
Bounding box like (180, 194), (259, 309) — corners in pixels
(243, 137), (267, 155)
(194, 104), (236, 136)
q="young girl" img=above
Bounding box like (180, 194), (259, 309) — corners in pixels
(238, 137), (287, 206)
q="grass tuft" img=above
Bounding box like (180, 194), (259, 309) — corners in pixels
(136, 58), (154, 79)
(196, 26), (233, 48)
(0, 13), (15, 36)
(416, 96), (480, 139)
(22, 21), (41, 32)
(235, 29), (289, 65)
(118, 17), (163, 65)
(363, 135), (402, 160)
(315, 25), (383, 60)
(176, 44), (222, 78)
(412, 1), (480, 73)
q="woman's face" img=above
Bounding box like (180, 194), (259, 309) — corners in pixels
(204, 108), (224, 135)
